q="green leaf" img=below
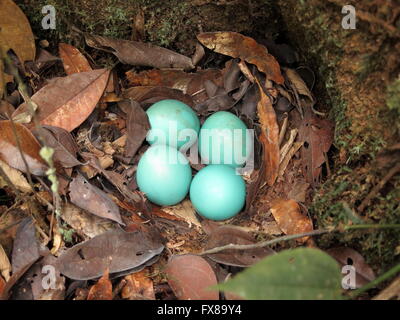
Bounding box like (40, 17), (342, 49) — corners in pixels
(216, 248), (343, 300)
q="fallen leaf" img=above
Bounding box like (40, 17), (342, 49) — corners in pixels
(0, 159), (32, 193)
(298, 109), (334, 185)
(11, 217), (41, 274)
(61, 202), (115, 239)
(162, 200), (202, 229)
(0, 120), (47, 175)
(57, 227), (164, 280)
(284, 68), (315, 107)
(13, 69), (110, 132)
(197, 32), (284, 84)
(121, 269), (155, 300)
(0, 0), (35, 65)
(165, 254), (219, 300)
(11, 254), (65, 300)
(85, 34), (194, 70)
(270, 199), (313, 243)
(59, 43), (92, 75)
(205, 225), (274, 267)
(326, 247), (375, 288)
(0, 244), (11, 281)
(256, 80), (280, 186)
(0, 100), (15, 118)
(120, 99), (150, 159)
(87, 269), (112, 300)
(123, 86), (194, 107)
(69, 174), (124, 225)
(32, 126), (82, 168)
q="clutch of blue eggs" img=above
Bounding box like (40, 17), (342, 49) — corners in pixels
(136, 99), (251, 221)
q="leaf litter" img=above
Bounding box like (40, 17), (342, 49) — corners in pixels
(0, 1), (378, 301)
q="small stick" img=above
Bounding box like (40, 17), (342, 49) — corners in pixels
(278, 113), (289, 147)
(357, 162), (400, 212)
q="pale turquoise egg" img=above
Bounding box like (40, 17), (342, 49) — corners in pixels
(146, 99), (200, 149)
(136, 145), (192, 206)
(190, 165), (246, 221)
(198, 111), (251, 168)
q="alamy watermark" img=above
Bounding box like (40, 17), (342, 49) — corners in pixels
(342, 5), (357, 29)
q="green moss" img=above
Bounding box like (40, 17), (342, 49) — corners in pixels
(386, 77), (400, 130)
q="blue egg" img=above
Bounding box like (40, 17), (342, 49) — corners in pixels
(136, 145), (192, 206)
(198, 111), (251, 168)
(190, 165), (246, 221)
(146, 99), (200, 150)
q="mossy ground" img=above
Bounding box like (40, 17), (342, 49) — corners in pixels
(277, 0), (400, 273)
(14, 0), (400, 273)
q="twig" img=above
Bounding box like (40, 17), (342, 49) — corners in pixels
(278, 113), (288, 147)
(200, 229), (331, 255)
(200, 224), (400, 255)
(357, 162), (400, 212)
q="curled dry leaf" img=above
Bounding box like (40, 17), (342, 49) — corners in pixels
(32, 126), (82, 168)
(59, 43), (92, 75)
(87, 269), (112, 300)
(121, 99), (150, 159)
(121, 269), (155, 300)
(0, 120), (47, 175)
(0, 159), (32, 193)
(13, 69), (110, 132)
(205, 225), (274, 267)
(326, 247), (375, 288)
(123, 86), (194, 108)
(11, 217), (41, 275)
(0, 244), (11, 281)
(165, 254), (219, 300)
(256, 81), (280, 186)
(162, 199), (202, 229)
(85, 34), (194, 70)
(298, 109), (334, 185)
(0, 0), (35, 66)
(57, 227), (164, 280)
(61, 202), (115, 239)
(197, 32), (284, 84)
(270, 199), (313, 243)
(284, 68), (315, 107)
(69, 174), (124, 225)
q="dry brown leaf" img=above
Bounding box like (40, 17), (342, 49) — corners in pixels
(13, 69), (110, 132)
(0, 244), (11, 281)
(298, 109), (334, 185)
(166, 254), (219, 300)
(270, 199), (313, 243)
(69, 174), (124, 225)
(87, 269), (112, 300)
(0, 120), (47, 175)
(59, 43), (92, 75)
(326, 247), (376, 288)
(0, 159), (32, 192)
(121, 269), (155, 300)
(85, 34), (194, 70)
(256, 80), (280, 186)
(123, 86), (194, 107)
(205, 225), (274, 267)
(57, 228), (164, 280)
(163, 200), (202, 229)
(284, 68), (315, 106)
(197, 32), (284, 84)
(0, 0), (35, 64)
(61, 202), (114, 239)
